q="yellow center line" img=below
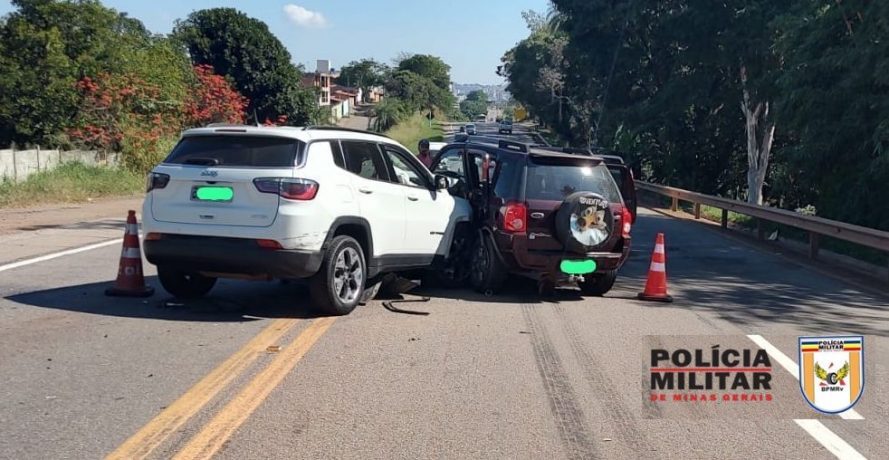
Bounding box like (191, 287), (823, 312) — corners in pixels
(106, 318), (300, 460)
(172, 317), (336, 460)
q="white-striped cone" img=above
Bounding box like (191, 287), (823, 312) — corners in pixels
(638, 232), (672, 302)
(105, 210), (154, 297)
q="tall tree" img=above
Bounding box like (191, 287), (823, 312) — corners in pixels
(773, 0), (889, 228)
(174, 8), (317, 125)
(397, 54), (452, 90)
(337, 59), (388, 101)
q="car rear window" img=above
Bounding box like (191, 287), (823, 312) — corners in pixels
(164, 135), (303, 167)
(525, 160), (622, 203)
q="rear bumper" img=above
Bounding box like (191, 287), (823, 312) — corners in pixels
(495, 234), (630, 277)
(144, 234), (323, 279)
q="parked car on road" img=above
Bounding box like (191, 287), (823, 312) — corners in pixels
(498, 120), (513, 134)
(142, 125), (472, 315)
(464, 124), (477, 135)
(430, 139), (633, 296)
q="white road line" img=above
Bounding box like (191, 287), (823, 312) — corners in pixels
(746, 334), (863, 420)
(0, 238), (122, 273)
(794, 420), (867, 459)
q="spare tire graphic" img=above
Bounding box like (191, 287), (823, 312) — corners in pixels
(555, 192), (614, 254)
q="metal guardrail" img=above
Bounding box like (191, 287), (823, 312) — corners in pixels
(636, 182), (889, 264)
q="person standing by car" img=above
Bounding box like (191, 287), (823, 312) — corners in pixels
(418, 139), (434, 168)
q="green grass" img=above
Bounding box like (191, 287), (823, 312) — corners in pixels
(385, 112), (444, 154)
(0, 162), (144, 208)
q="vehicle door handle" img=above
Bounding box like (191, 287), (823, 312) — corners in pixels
(407, 195), (419, 201)
(358, 188), (373, 194)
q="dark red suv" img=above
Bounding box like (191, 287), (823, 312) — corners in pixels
(431, 140), (633, 296)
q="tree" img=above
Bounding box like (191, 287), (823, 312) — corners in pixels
(772, 0), (889, 229)
(184, 65), (248, 127)
(337, 59), (388, 101)
(0, 0), (188, 147)
(465, 90), (488, 103)
(174, 8), (316, 125)
(384, 69), (453, 113)
(397, 54), (452, 90)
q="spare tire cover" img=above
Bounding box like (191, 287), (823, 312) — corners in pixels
(554, 192), (615, 254)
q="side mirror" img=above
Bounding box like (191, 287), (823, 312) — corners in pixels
(434, 174), (450, 190)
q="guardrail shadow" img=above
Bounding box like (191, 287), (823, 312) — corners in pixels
(6, 277), (326, 322)
(629, 207), (889, 337)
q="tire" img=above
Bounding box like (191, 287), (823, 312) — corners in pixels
(578, 271), (617, 296)
(310, 235), (366, 316)
(157, 266), (216, 299)
(469, 234), (508, 294)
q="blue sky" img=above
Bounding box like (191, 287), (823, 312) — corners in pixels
(0, 0), (550, 84)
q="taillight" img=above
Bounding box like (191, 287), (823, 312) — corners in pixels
(253, 178), (319, 200)
(501, 201), (527, 233)
(621, 206), (632, 238)
(146, 172), (170, 192)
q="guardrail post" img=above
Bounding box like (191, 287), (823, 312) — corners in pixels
(757, 219), (765, 240)
(694, 203), (701, 220)
(721, 209), (728, 229)
(671, 197), (678, 212)
(809, 232), (820, 260)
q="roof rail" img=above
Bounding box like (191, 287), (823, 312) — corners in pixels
(498, 139), (529, 153)
(302, 125), (391, 139)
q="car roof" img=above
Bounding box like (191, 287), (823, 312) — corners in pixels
(180, 124), (398, 145)
(442, 140), (603, 165)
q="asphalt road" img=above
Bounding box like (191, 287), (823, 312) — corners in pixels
(1, 201), (887, 457)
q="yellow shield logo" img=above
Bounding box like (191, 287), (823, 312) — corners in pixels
(799, 336), (864, 414)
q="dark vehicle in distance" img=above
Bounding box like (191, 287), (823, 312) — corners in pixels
(431, 139), (633, 296)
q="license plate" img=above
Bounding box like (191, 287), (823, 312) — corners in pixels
(560, 259), (597, 275)
(192, 186), (233, 202)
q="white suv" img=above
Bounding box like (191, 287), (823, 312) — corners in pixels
(142, 125), (472, 315)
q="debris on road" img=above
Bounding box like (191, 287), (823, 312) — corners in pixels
(266, 345), (281, 353)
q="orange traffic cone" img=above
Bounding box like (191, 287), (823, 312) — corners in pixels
(638, 233), (673, 302)
(105, 210), (154, 297)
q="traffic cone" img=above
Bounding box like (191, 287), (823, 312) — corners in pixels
(638, 233), (673, 302)
(105, 210), (154, 297)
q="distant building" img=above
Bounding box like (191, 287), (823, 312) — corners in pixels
(300, 60), (339, 107)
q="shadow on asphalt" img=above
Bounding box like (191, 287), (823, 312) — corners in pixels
(12, 218), (126, 233)
(629, 209), (889, 337)
(6, 277), (327, 322)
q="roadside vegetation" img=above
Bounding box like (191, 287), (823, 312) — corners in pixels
(385, 113), (444, 154)
(0, 163), (143, 208)
(0, 2), (460, 207)
(502, 1), (889, 233)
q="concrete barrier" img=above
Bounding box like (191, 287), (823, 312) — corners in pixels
(0, 148), (118, 182)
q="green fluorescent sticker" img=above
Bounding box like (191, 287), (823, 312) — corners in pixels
(560, 259), (597, 275)
(195, 186), (233, 201)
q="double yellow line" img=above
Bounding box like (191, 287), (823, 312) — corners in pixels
(107, 317), (335, 460)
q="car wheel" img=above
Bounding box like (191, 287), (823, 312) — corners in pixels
(310, 235), (366, 316)
(470, 235), (507, 294)
(157, 266), (217, 299)
(578, 271), (617, 296)
(428, 224), (472, 288)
